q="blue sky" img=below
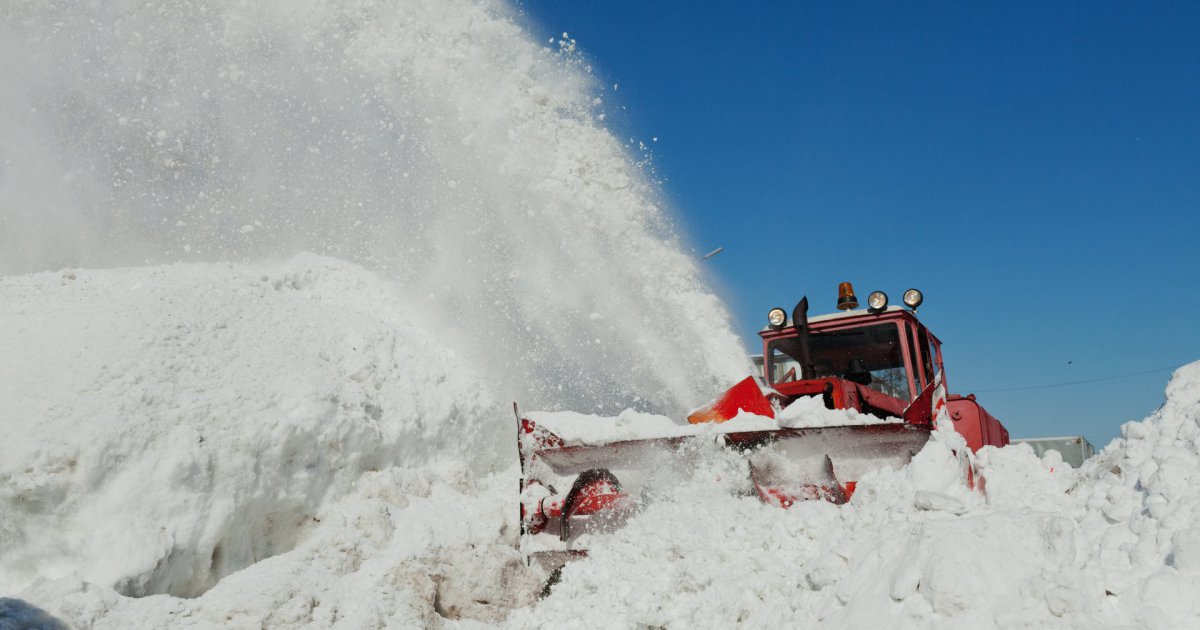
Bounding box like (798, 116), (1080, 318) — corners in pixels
(518, 1), (1199, 448)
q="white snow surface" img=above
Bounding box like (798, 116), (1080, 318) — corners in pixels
(775, 393), (906, 428)
(514, 364), (1200, 629)
(2, 260), (1199, 628)
(526, 410), (702, 446)
(528, 395), (901, 447)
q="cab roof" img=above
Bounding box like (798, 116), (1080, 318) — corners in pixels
(808, 304), (906, 324)
(757, 305), (928, 340)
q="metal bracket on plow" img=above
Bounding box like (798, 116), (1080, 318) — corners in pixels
(750, 454), (849, 507)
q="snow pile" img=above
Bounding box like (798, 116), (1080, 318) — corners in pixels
(0, 256), (504, 599)
(528, 389), (904, 447)
(775, 394), (905, 428)
(0, 258), (558, 627)
(526, 410), (701, 446)
(515, 364), (1200, 629)
(18, 468), (534, 629)
(1072, 361), (1200, 627)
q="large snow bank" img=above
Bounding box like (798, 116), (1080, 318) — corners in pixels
(1, 257), (555, 627)
(1071, 361), (1200, 627)
(512, 364), (1200, 629)
(0, 256), (503, 599)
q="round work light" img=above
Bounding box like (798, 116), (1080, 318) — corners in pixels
(767, 307), (787, 329)
(903, 288), (924, 310)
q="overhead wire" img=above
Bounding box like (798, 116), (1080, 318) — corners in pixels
(968, 363), (1188, 394)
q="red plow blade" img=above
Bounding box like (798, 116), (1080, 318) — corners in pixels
(515, 376), (941, 572)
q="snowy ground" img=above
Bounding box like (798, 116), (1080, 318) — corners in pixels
(2, 259), (1199, 629)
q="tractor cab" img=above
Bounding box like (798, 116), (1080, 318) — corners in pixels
(758, 283), (1007, 450)
(761, 298), (942, 420)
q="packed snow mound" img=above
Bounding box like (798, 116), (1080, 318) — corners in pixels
(775, 394), (906, 428)
(1070, 361), (1200, 627)
(0, 255), (503, 599)
(17, 469), (538, 629)
(527, 394), (903, 447)
(511, 364), (1200, 629)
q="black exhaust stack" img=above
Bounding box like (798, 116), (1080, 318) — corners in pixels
(792, 297), (816, 380)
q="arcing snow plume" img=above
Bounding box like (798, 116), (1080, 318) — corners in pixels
(0, 0), (749, 416)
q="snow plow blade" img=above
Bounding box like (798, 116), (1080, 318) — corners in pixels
(516, 403), (932, 567)
(738, 424), (930, 506)
(517, 412), (687, 550)
(516, 374), (950, 571)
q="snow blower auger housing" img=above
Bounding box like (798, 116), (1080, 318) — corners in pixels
(516, 283), (1009, 571)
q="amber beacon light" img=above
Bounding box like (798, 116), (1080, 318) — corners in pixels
(836, 282), (859, 310)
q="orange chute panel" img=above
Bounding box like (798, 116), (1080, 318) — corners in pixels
(687, 376), (775, 424)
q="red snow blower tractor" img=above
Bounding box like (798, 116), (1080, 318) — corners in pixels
(516, 283), (1008, 570)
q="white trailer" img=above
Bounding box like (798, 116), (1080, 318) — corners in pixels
(1010, 436), (1095, 468)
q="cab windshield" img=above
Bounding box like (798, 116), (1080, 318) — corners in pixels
(767, 323), (912, 401)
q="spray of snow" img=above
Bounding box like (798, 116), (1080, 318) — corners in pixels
(1, 0), (752, 621)
(0, 0), (749, 418)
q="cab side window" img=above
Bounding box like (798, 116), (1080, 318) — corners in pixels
(905, 324), (924, 392)
(917, 326), (936, 383)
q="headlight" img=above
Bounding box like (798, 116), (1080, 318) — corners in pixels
(867, 291), (888, 311)
(767, 307), (787, 329)
(903, 288), (923, 309)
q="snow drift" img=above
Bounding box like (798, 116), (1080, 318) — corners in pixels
(0, 256), (506, 599)
(515, 364), (1200, 629)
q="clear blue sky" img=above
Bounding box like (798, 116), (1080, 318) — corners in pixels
(518, 1), (1200, 449)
